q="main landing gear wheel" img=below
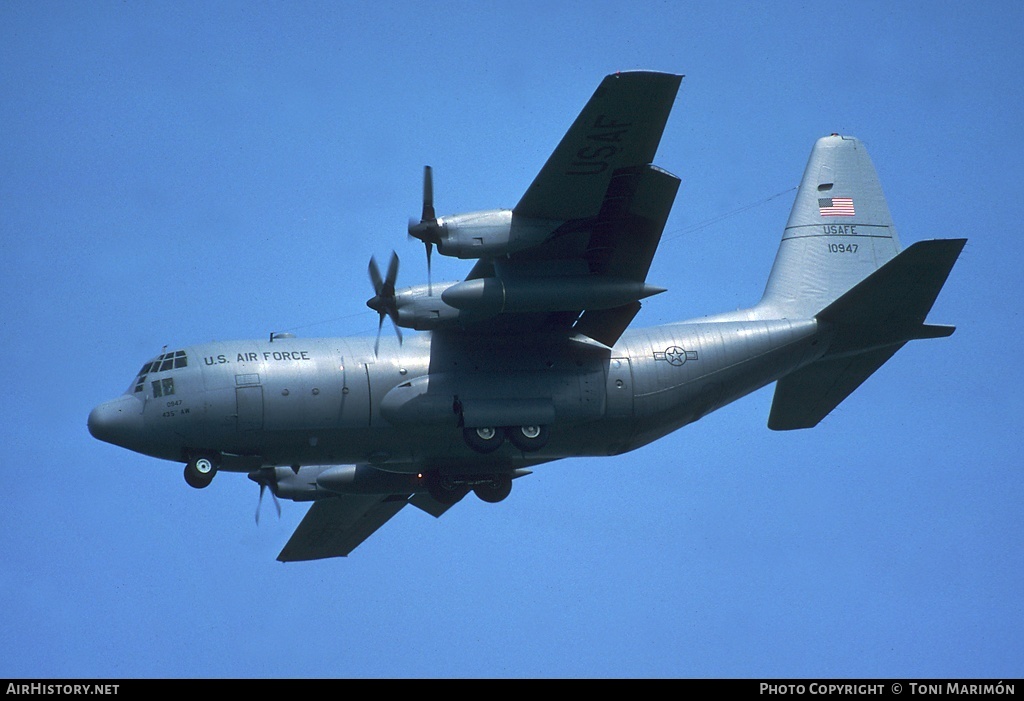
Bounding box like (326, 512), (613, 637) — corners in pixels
(463, 426), (504, 454)
(426, 472), (469, 505)
(184, 454), (218, 489)
(507, 424), (549, 452)
(473, 475), (512, 503)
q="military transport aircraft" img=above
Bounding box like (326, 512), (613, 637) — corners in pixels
(88, 71), (965, 562)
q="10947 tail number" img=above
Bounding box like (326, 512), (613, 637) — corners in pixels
(827, 243), (859, 253)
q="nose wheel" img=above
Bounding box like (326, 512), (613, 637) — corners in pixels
(184, 453), (219, 489)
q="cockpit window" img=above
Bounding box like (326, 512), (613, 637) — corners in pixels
(150, 350), (189, 373)
(152, 377), (174, 398)
(131, 350), (187, 394)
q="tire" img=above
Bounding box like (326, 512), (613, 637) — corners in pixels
(426, 471), (468, 505)
(463, 426), (504, 454)
(473, 476), (512, 503)
(184, 453), (218, 489)
(507, 424), (549, 452)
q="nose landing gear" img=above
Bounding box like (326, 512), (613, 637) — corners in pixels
(184, 453), (219, 489)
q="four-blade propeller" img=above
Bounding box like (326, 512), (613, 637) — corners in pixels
(407, 165), (441, 295)
(364, 166), (441, 353)
(248, 468), (282, 525)
(366, 251), (403, 356)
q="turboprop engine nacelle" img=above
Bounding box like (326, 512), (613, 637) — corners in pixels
(263, 465), (336, 502)
(434, 210), (559, 259)
(392, 282), (463, 330)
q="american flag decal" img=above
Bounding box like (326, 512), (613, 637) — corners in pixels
(818, 197), (855, 217)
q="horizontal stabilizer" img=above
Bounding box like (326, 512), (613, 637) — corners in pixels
(817, 238), (966, 355)
(768, 344), (903, 430)
(769, 237), (965, 430)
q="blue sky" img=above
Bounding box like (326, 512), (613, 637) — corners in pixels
(2, 1), (1021, 678)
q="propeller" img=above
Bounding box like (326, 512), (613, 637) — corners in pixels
(366, 251), (403, 356)
(248, 468), (282, 525)
(408, 165), (441, 295)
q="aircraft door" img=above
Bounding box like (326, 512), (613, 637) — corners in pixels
(605, 357), (634, 418)
(236, 385), (264, 432)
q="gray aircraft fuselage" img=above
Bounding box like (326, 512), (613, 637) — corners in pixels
(91, 316), (821, 475)
(86, 70), (964, 560)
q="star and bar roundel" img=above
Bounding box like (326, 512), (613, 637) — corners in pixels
(654, 346), (698, 366)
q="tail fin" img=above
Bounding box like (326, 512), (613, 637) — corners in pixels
(759, 135), (966, 430)
(758, 134), (902, 319)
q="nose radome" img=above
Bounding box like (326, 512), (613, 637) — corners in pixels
(88, 396), (145, 448)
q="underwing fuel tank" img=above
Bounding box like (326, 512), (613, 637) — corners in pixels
(441, 276), (665, 315)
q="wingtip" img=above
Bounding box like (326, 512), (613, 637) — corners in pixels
(606, 69), (684, 82)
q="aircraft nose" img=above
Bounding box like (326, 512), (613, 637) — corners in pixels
(88, 396), (145, 448)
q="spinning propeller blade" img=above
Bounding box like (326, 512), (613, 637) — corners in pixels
(249, 469), (282, 525)
(366, 252), (403, 355)
(408, 166), (439, 295)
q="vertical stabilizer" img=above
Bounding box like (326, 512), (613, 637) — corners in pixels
(758, 135), (902, 319)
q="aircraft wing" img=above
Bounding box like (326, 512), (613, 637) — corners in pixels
(454, 72), (682, 346)
(276, 491), (463, 562)
(277, 495), (408, 562)
(515, 71), (682, 221)
(462, 162), (680, 346)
